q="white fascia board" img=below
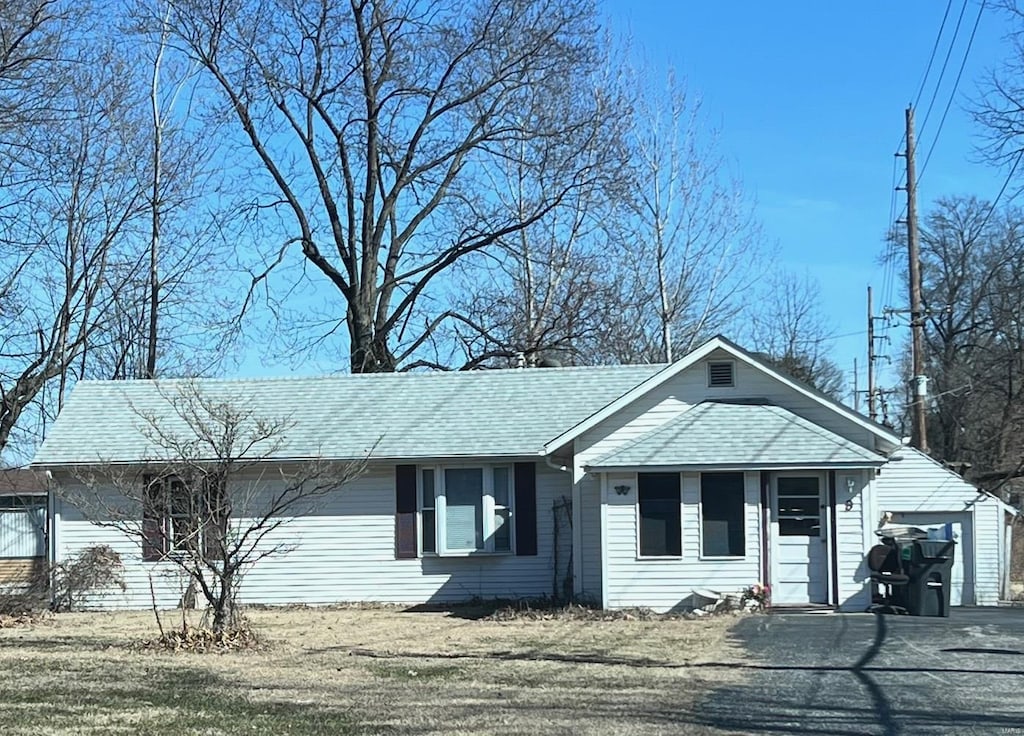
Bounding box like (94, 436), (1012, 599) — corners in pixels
(584, 461), (887, 474)
(545, 335), (902, 456)
(542, 337), (726, 455)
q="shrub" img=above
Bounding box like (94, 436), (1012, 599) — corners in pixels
(51, 545), (126, 612)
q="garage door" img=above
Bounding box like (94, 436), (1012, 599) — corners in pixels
(891, 511), (973, 606)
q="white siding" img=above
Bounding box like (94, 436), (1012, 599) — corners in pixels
(577, 476), (602, 601)
(576, 349), (880, 469)
(604, 471), (762, 612)
(874, 448), (1005, 606)
(54, 463), (572, 610)
(835, 471), (872, 610)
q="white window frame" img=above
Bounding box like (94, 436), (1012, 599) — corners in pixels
(634, 471), (684, 560)
(419, 464), (515, 556)
(697, 471), (748, 560)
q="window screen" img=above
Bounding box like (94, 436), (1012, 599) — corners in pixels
(444, 468), (483, 551)
(701, 472), (745, 556)
(638, 473), (681, 556)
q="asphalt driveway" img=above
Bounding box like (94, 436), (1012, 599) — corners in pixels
(696, 609), (1024, 735)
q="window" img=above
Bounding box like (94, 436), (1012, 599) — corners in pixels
(144, 476), (205, 557)
(492, 467), (511, 553)
(777, 476), (821, 536)
(638, 473), (681, 557)
(0, 495), (46, 559)
(419, 465), (514, 555)
(707, 361), (735, 388)
(444, 468), (483, 551)
(701, 472), (745, 557)
(420, 469), (436, 554)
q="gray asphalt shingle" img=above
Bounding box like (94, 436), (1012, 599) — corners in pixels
(32, 365), (665, 465)
(587, 400), (884, 468)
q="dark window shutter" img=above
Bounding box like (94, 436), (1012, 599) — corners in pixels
(395, 464), (418, 559)
(514, 462), (537, 556)
(141, 476), (165, 562)
(203, 476), (227, 561)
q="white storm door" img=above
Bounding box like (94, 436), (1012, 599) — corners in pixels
(771, 475), (828, 605)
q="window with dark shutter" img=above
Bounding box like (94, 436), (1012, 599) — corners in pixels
(395, 465), (418, 559)
(707, 361), (735, 388)
(202, 476), (228, 561)
(513, 462), (537, 556)
(141, 476), (166, 561)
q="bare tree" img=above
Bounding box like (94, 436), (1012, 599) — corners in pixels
(975, 0), (1024, 170)
(618, 69), (765, 363)
(742, 270), (845, 399)
(0, 24), (153, 458)
(436, 41), (629, 369)
(82, 0), (239, 382)
(62, 381), (365, 634)
(910, 196), (1024, 488)
(150, 0), (616, 373)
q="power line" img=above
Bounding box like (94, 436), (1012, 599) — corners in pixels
(918, 0), (987, 183)
(976, 147), (1024, 231)
(917, 0), (970, 144)
(913, 0), (955, 112)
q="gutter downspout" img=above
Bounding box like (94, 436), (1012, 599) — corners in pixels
(543, 453), (578, 600)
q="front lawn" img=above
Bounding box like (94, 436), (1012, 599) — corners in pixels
(0, 606), (746, 735)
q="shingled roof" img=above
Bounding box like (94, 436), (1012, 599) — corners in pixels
(32, 364), (665, 465)
(586, 400), (885, 470)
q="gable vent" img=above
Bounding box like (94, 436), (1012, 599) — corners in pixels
(707, 361), (735, 388)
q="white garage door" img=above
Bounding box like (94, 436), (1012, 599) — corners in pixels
(891, 511), (973, 606)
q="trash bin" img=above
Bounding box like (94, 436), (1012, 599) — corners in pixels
(904, 539), (956, 617)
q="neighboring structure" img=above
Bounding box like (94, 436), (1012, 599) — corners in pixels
(874, 448), (1015, 605)
(0, 469), (48, 591)
(30, 336), (1013, 611)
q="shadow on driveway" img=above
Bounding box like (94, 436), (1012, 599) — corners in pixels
(694, 611), (1024, 735)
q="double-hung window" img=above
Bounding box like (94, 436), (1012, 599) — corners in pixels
(638, 472), (681, 557)
(700, 472), (746, 557)
(144, 476), (203, 557)
(419, 465), (513, 555)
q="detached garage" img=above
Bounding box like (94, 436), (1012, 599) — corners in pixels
(874, 447), (1014, 606)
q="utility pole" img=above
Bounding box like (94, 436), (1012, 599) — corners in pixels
(853, 358), (860, 412)
(904, 106), (928, 452)
(867, 286), (876, 421)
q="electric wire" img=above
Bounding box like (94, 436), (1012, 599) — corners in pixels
(918, 0), (987, 183)
(976, 147), (1024, 232)
(880, 1), (968, 356)
(913, 0), (955, 112)
(916, 0), (970, 144)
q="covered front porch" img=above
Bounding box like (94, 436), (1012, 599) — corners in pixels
(585, 400), (886, 612)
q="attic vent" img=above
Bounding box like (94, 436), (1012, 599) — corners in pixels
(707, 361), (735, 388)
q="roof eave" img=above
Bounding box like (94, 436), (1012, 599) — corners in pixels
(542, 335), (901, 456)
(584, 460), (887, 473)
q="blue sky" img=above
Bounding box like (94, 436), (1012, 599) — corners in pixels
(604, 0), (1009, 403)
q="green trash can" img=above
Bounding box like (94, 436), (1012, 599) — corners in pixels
(905, 539), (956, 617)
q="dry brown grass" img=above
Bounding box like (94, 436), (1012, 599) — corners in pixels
(0, 606), (749, 735)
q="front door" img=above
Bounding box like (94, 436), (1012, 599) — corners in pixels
(771, 475), (828, 605)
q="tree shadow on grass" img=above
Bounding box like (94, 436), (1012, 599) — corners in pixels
(0, 657), (381, 736)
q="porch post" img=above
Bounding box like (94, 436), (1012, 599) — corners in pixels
(760, 471), (770, 591)
(827, 470), (840, 606)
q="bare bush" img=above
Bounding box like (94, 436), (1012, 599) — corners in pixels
(51, 545), (127, 612)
